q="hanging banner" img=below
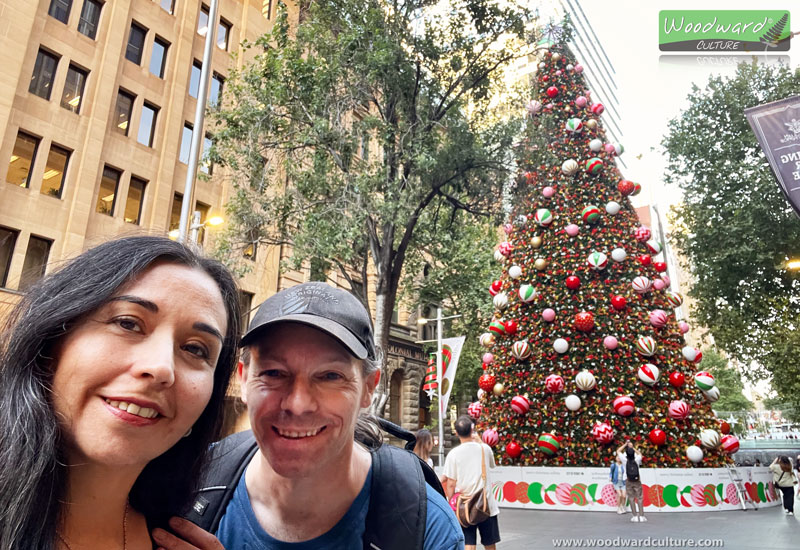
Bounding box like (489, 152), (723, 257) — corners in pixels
(744, 95), (800, 217)
(422, 354), (438, 398)
(439, 336), (465, 416)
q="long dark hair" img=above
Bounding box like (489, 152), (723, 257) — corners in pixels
(0, 236), (241, 550)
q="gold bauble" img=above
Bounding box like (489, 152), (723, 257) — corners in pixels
(552, 53), (562, 62)
(531, 236), (543, 248)
(586, 119), (598, 130)
(493, 382), (505, 396)
(535, 258), (548, 270)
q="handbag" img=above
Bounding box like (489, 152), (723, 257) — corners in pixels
(455, 444), (491, 528)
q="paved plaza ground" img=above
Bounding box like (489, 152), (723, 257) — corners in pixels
(493, 504), (799, 550)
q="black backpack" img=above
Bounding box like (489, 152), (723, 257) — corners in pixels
(626, 454), (640, 482)
(184, 419), (444, 550)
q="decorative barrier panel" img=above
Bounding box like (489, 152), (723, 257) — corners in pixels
(489, 466), (778, 512)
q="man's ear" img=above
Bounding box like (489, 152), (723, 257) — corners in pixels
(238, 361), (248, 404)
(361, 369), (381, 409)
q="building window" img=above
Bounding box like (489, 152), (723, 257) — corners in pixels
(125, 176), (147, 224)
(159, 0), (175, 14)
(195, 201), (209, 243)
(0, 227), (18, 288)
(96, 165), (120, 215)
(137, 102), (158, 147)
(149, 36), (169, 78)
(113, 90), (135, 135)
(169, 192), (182, 232)
(209, 73), (224, 106)
(239, 290), (254, 328)
(189, 60), (201, 98)
(202, 135), (213, 175)
(19, 236), (52, 291)
(243, 241), (257, 261)
(125, 22), (147, 65)
(60, 64), (88, 113)
(179, 123), (192, 164)
(40, 144), (70, 198)
(48, 0), (72, 24)
(77, 0), (102, 39)
(389, 370), (403, 425)
(197, 4), (210, 36)
(7, 131), (40, 188)
(262, 0), (273, 20)
(217, 18), (231, 50)
(29, 49), (59, 100)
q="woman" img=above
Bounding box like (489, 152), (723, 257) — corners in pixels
(0, 236), (241, 550)
(413, 429), (435, 467)
(769, 456), (799, 516)
(609, 452), (626, 514)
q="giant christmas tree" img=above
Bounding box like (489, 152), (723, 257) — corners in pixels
(473, 38), (737, 468)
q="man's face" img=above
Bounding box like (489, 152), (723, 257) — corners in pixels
(240, 323), (378, 478)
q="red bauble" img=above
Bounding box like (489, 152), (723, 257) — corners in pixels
(566, 275), (581, 290)
(478, 373), (496, 392)
(720, 421), (731, 435)
(546, 86), (559, 98)
(668, 372), (685, 388)
(504, 320), (518, 334)
(637, 254), (652, 267)
(506, 441), (522, 459)
(611, 295), (627, 310)
(574, 312), (595, 332)
(649, 428), (667, 446)
(654, 261), (668, 273)
(490, 280), (502, 296)
(618, 180), (635, 196)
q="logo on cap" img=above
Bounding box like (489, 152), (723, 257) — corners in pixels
(278, 286), (340, 316)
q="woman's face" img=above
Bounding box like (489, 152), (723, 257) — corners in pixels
(51, 262), (228, 470)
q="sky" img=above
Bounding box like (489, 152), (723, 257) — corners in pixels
(554, 1), (798, 211)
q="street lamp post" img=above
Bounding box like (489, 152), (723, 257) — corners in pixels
(169, 210), (224, 244)
(417, 307), (461, 468)
(178, 0), (220, 243)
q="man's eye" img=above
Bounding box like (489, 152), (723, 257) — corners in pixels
(260, 369), (285, 378)
(321, 372), (344, 381)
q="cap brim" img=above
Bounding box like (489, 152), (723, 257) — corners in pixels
(240, 314), (369, 359)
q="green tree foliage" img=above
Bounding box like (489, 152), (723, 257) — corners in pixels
(663, 62), (800, 411)
(210, 0), (536, 358)
(700, 348), (753, 415)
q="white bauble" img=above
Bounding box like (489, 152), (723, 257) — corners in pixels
(611, 248), (627, 262)
(492, 292), (508, 310)
(553, 338), (569, 354)
(508, 265), (523, 279)
(686, 445), (704, 463)
(589, 138), (603, 152)
(605, 201), (621, 215)
(565, 394), (582, 411)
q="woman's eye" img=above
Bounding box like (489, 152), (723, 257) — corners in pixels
(115, 317), (142, 332)
(321, 372), (344, 381)
(183, 343), (210, 359)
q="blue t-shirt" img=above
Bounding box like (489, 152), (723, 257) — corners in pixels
(216, 465), (464, 550)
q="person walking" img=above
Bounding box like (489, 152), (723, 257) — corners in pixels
(616, 441), (644, 522)
(769, 456), (799, 515)
(609, 452), (627, 514)
(443, 416), (501, 550)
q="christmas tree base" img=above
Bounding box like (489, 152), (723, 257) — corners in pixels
(489, 466), (778, 512)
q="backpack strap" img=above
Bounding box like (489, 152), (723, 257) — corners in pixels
(183, 430), (259, 533)
(363, 443), (439, 550)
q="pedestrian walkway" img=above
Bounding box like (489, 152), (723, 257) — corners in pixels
(496, 505), (799, 550)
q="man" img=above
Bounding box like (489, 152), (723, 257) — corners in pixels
(442, 416), (501, 550)
(616, 441), (644, 522)
(153, 282), (463, 550)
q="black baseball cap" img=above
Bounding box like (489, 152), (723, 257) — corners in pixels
(240, 282), (376, 360)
